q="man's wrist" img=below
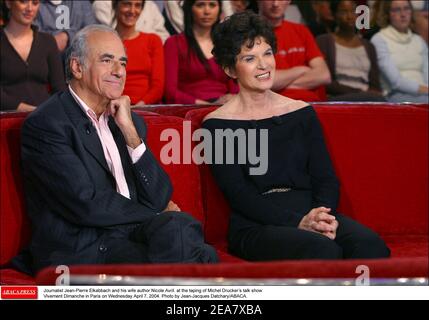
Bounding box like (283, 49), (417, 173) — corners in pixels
(120, 124), (141, 149)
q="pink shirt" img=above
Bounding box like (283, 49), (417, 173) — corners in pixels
(69, 86), (146, 199)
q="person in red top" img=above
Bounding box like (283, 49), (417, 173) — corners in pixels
(164, 0), (238, 104)
(114, 0), (164, 106)
(258, 0), (331, 101)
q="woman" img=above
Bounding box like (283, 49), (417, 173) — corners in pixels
(317, 0), (385, 102)
(202, 11), (390, 261)
(371, 0), (428, 103)
(113, 0), (164, 106)
(0, 0), (66, 112)
(164, 0), (238, 104)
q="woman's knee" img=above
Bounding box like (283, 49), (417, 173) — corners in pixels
(302, 236), (343, 260)
(356, 233), (391, 258)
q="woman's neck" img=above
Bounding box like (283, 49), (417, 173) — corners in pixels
(335, 27), (357, 40)
(392, 25), (409, 34)
(236, 89), (275, 116)
(192, 24), (212, 40)
(116, 24), (138, 40)
(4, 19), (32, 38)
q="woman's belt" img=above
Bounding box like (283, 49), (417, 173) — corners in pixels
(261, 187), (292, 195)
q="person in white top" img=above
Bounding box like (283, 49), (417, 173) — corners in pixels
(92, 0), (170, 43)
(371, 0), (428, 103)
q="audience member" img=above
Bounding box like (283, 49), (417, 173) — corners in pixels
(33, 0), (97, 52)
(230, 0), (258, 14)
(317, 0), (385, 101)
(93, 0), (170, 43)
(371, 0), (428, 103)
(258, 0), (331, 102)
(113, 0), (164, 106)
(1, 0), (66, 112)
(163, 0), (234, 35)
(164, 0), (238, 104)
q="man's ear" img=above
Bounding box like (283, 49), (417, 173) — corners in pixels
(70, 58), (83, 80)
(224, 66), (237, 79)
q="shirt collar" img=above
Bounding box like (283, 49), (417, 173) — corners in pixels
(69, 85), (107, 122)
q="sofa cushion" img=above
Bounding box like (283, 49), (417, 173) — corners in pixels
(0, 114), (30, 266)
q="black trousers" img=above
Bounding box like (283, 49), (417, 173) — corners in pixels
(229, 214), (391, 261)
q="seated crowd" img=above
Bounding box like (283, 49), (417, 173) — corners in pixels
(1, 0), (428, 112)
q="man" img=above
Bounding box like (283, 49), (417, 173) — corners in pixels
(258, 0), (331, 101)
(20, 25), (217, 273)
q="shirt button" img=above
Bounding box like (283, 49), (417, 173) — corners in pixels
(99, 245), (108, 253)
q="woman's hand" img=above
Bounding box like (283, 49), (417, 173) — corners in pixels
(214, 94), (235, 105)
(418, 85), (429, 94)
(298, 207), (339, 240)
(17, 103), (36, 112)
(195, 99), (211, 105)
(132, 101), (146, 108)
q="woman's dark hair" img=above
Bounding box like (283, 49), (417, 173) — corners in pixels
(211, 10), (277, 70)
(0, 0), (9, 25)
(183, 0), (222, 72)
(330, 0), (344, 17)
(245, 0), (258, 14)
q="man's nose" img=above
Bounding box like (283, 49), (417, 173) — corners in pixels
(111, 61), (125, 77)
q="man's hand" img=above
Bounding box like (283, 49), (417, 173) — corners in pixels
(298, 207), (339, 240)
(108, 96), (141, 148)
(163, 201), (180, 212)
(108, 95), (133, 128)
(54, 32), (69, 52)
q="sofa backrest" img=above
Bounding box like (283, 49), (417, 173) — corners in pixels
(186, 105), (429, 244)
(0, 113), (30, 265)
(0, 112), (204, 265)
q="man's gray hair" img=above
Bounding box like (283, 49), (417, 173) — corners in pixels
(64, 24), (121, 83)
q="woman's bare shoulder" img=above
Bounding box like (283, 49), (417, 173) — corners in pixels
(272, 93), (310, 114)
(202, 102), (237, 122)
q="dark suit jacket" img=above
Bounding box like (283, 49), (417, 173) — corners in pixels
(20, 90), (173, 272)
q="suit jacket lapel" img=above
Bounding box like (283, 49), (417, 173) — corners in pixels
(60, 91), (110, 173)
